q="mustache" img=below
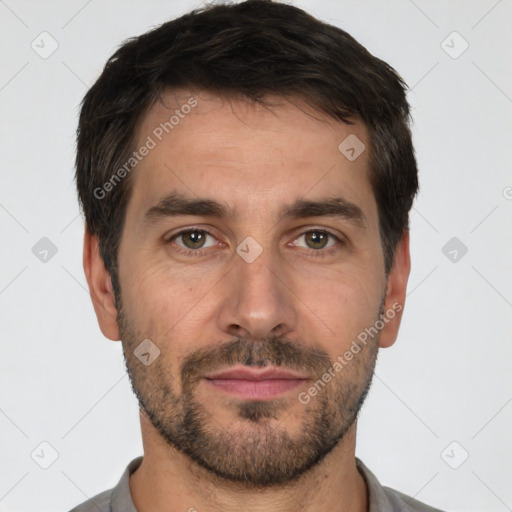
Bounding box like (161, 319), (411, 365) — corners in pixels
(180, 335), (332, 391)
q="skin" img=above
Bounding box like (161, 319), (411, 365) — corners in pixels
(83, 89), (411, 512)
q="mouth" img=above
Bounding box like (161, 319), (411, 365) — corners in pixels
(204, 364), (310, 400)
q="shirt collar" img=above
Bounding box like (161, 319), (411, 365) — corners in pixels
(356, 457), (395, 512)
(110, 456), (142, 512)
(110, 456), (393, 512)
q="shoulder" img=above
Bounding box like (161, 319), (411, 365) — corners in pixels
(68, 456), (142, 512)
(356, 458), (445, 512)
(382, 486), (446, 512)
(68, 488), (112, 512)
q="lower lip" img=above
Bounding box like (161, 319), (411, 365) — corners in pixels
(205, 378), (306, 399)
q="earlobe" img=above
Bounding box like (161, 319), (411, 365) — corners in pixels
(83, 227), (121, 341)
(378, 230), (411, 349)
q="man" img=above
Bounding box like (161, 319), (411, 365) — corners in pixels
(71, 1), (444, 510)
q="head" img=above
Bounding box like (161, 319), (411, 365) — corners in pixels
(79, 0), (417, 488)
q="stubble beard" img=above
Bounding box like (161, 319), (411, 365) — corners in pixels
(118, 303), (380, 488)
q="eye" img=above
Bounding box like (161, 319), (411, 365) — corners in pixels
(291, 229), (343, 257)
(167, 227), (344, 259)
(295, 230), (336, 250)
(170, 229), (217, 251)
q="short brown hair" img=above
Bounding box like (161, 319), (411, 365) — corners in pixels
(75, 0), (419, 299)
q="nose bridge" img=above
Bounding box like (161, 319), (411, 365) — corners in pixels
(218, 239), (297, 339)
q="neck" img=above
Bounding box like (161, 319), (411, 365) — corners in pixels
(130, 413), (368, 512)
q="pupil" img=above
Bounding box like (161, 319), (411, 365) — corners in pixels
(186, 230), (204, 248)
(307, 232), (326, 249)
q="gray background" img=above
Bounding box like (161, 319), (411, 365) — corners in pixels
(1, 0), (511, 510)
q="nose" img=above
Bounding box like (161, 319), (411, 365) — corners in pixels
(216, 246), (298, 341)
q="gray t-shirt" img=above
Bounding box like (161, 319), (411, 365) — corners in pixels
(69, 457), (444, 512)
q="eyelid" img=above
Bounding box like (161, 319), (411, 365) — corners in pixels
(165, 225), (219, 241)
(290, 225), (346, 240)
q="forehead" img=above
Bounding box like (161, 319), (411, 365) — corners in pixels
(126, 89), (376, 228)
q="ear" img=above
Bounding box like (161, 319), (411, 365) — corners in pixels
(83, 227), (121, 341)
(379, 230), (411, 349)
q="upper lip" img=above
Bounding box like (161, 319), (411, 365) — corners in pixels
(205, 365), (309, 381)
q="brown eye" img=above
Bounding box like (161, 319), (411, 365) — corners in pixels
(304, 231), (330, 249)
(296, 230), (337, 251)
(172, 229), (214, 250)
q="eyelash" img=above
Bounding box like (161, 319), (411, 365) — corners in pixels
(167, 228), (344, 259)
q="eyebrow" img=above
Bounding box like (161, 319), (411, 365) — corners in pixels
(143, 191), (368, 229)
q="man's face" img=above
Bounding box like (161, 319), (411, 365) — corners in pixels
(114, 90), (391, 486)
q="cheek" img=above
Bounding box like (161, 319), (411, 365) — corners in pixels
(119, 260), (220, 352)
(292, 269), (383, 353)
(121, 256), (189, 313)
